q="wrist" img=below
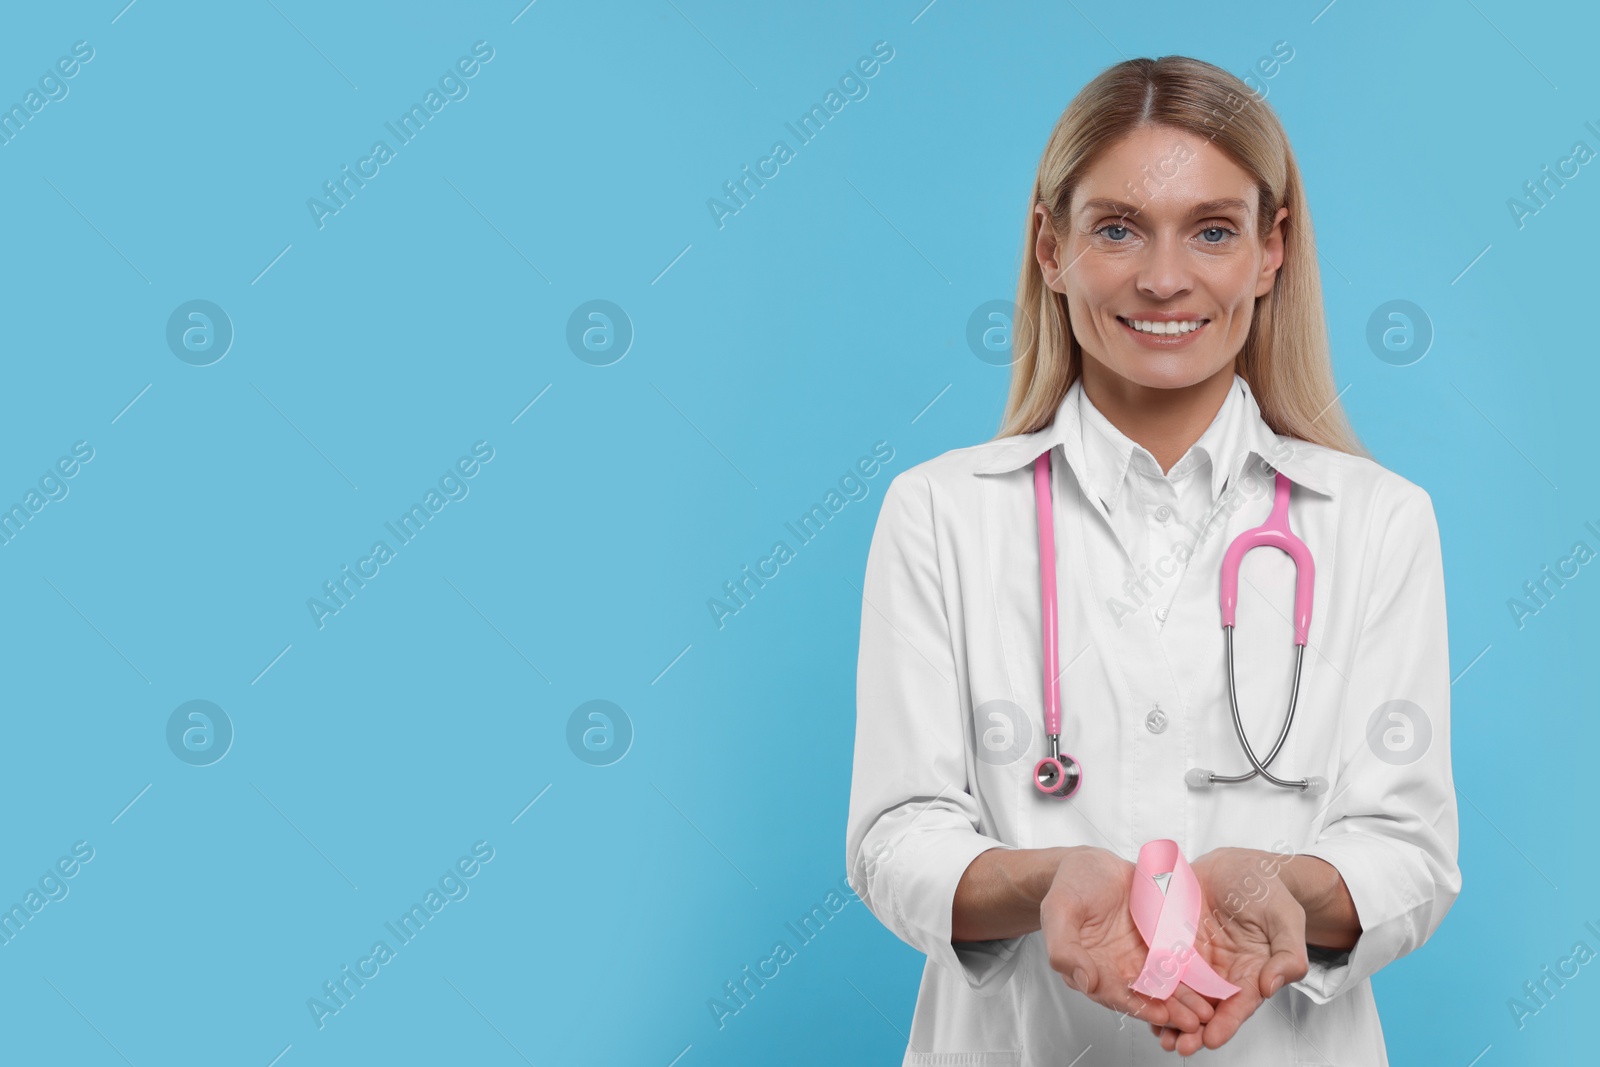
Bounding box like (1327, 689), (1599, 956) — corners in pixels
(1195, 846), (1301, 913)
(1026, 845), (1077, 904)
(955, 845), (1082, 943)
(1278, 855), (1360, 950)
(1276, 855), (1332, 912)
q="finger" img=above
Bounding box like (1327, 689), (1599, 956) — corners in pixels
(1046, 953), (1171, 1029)
(1201, 991), (1259, 1051)
(1158, 990), (1201, 1034)
(1175, 1024), (1207, 1057)
(1097, 971), (1209, 1032)
(1169, 982), (1217, 1025)
(1097, 973), (1189, 1031)
(1155, 1024), (1204, 1057)
(1098, 981), (1175, 1029)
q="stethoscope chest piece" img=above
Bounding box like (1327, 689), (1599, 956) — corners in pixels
(1033, 753), (1082, 798)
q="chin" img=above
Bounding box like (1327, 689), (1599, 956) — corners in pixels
(1104, 354), (1229, 392)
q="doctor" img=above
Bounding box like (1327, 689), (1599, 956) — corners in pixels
(846, 55), (1459, 1064)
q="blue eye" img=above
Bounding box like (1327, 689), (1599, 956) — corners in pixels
(1095, 223), (1131, 241)
(1200, 226), (1239, 243)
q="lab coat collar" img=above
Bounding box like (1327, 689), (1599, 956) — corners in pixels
(972, 372), (1338, 499)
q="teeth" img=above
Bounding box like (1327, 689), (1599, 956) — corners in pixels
(1125, 318), (1205, 335)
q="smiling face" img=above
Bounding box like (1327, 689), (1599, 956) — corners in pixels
(1035, 124), (1288, 396)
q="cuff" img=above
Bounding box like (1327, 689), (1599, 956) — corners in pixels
(1290, 833), (1424, 1004)
(886, 833), (1029, 996)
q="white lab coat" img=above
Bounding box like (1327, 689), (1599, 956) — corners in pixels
(846, 373), (1459, 1066)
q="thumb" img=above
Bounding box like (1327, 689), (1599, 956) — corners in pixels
(1042, 914), (1097, 994)
(1257, 901), (1309, 998)
(1257, 965), (1291, 999)
(1056, 947), (1096, 994)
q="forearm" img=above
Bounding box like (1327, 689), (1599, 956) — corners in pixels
(1278, 855), (1361, 952)
(951, 845), (1070, 942)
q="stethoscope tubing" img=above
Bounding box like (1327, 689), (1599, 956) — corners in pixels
(1034, 451), (1061, 739)
(1030, 446), (1321, 797)
(1216, 628), (1306, 787)
(1033, 451), (1082, 797)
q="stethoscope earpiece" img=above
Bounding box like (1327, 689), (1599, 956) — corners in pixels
(1187, 767), (1325, 795)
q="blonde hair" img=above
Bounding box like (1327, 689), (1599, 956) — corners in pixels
(996, 55), (1366, 458)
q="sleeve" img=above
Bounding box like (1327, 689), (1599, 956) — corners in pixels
(1290, 482), (1462, 1004)
(844, 469), (1026, 995)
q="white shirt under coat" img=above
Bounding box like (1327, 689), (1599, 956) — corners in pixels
(845, 373), (1460, 1066)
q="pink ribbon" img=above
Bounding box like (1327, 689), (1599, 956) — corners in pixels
(1129, 839), (1241, 1000)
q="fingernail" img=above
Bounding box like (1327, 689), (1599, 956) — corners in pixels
(1270, 975), (1286, 995)
(1071, 967), (1089, 990)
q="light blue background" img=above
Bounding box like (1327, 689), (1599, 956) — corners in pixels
(0, 1), (1593, 1064)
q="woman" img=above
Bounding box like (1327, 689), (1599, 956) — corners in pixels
(845, 55), (1459, 1064)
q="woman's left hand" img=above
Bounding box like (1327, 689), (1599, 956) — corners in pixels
(1147, 846), (1310, 1056)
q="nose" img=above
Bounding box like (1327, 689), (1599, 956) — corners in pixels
(1135, 232), (1194, 302)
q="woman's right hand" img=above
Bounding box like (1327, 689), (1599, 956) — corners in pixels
(1039, 845), (1216, 1034)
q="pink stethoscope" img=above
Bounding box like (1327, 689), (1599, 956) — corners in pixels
(1030, 449), (1328, 799)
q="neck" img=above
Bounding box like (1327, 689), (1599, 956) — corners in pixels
(1079, 360), (1237, 474)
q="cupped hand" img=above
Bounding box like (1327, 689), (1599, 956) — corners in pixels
(1147, 847), (1310, 1056)
(1039, 846), (1217, 1035)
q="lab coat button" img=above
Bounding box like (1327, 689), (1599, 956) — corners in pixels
(1155, 505), (1172, 522)
(1155, 606), (1169, 621)
(1145, 706), (1168, 733)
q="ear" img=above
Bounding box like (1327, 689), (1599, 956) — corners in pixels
(1035, 202), (1067, 294)
(1254, 206), (1290, 299)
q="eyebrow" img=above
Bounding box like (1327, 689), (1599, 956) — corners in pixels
(1077, 197), (1252, 219)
